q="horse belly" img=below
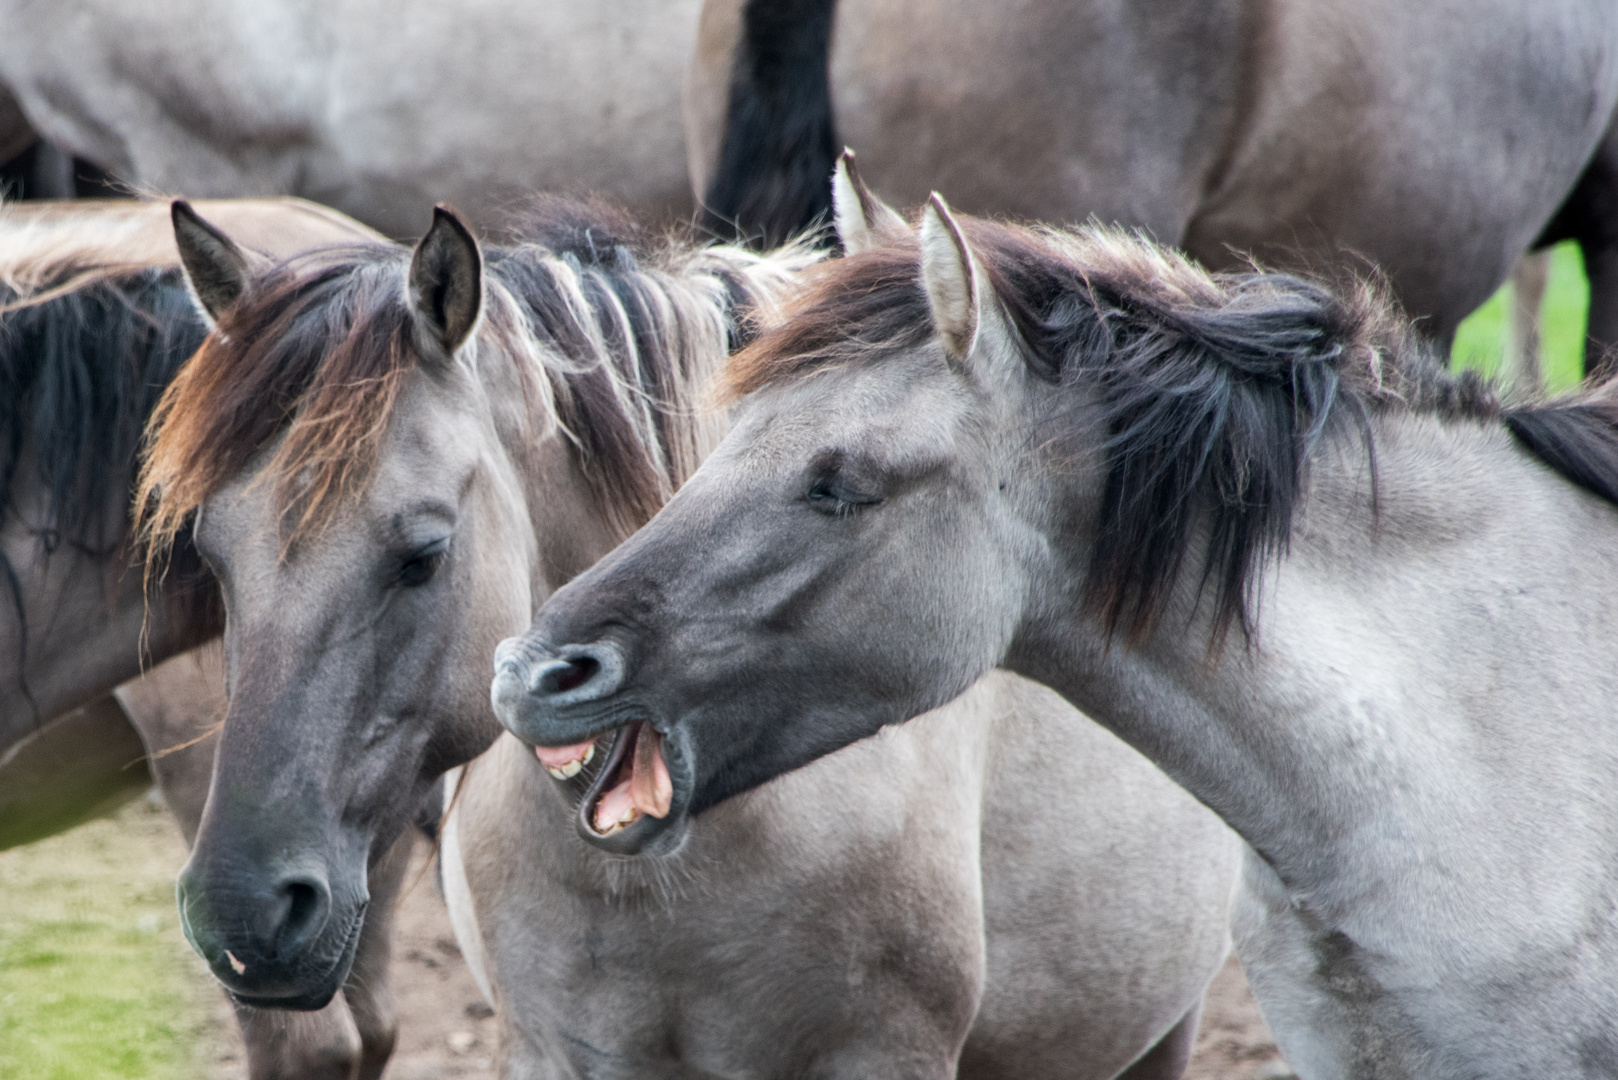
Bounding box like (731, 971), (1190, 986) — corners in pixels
(825, 0), (1245, 237)
(1183, 0), (1618, 338)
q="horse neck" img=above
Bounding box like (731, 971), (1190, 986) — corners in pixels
(1019, 408), (1618, 909)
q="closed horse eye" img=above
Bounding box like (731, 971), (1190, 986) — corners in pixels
(397, 541), (449, 587)
(805, 476), (882, 516)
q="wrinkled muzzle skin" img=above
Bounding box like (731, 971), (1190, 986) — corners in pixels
(493, 358), (1039, 850)
(177, 379), (530, 1007)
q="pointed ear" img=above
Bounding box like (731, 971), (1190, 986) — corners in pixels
(918, 193), (1024, 383)
(172, 200), (252, 327)
(831, 148), (905, 255)
(409, 205), (484, 360)
(918, 193), (983, 363)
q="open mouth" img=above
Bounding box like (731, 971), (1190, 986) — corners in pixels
(534, 721), (671, 839)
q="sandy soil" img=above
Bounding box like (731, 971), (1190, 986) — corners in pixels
(1186, 957), (1295, 1080)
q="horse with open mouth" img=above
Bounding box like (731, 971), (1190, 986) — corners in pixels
(147, 193), (1241, 1078)
(503, 174), (1618, 1077)
(0, 196), (416, 1079)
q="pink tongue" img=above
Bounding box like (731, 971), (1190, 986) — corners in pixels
(591, 726), (672, 833)
(535, 740), (594, 769)
(630, 726), (673, 819)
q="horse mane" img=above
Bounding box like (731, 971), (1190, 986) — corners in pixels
(726, 217), (1540, 645)
(0, 208), (178, 305)
(138, 196), (816, 566)
(0, 262), (204, 546)
(0, 233), (217, 711)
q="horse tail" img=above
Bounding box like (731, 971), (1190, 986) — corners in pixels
(698, 0), (840, 248)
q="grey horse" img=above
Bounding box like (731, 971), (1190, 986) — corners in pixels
(0, 0), (703, 235)
(498, 179), (1618, 1077)
(0, 196), (416, 1079)
(688, 0), (1618, 372)
(151, 197), (1239, 1078)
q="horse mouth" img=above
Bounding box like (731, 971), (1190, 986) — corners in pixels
(215, 902), (366, 1012)
(534, 722), (677, 846)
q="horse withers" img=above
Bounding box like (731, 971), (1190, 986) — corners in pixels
(149, 197), (1240, 1078)
(505, 172), (1618, 1077)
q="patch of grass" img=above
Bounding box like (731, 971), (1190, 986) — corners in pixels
(1451, 241), (1590, 393)
(0, 798), (214, 1080)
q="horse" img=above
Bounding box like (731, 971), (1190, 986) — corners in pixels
(499, 171), (1618, 1078)
(686, 0), (1618, 374)
(147, 196), (1241, 1078)
(0, 0), (703, 236)
(0, 196), (417, 1079)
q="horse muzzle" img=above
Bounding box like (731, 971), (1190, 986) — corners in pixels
(176, 860), (366, 1010)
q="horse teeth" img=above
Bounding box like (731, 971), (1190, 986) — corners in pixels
(582, 743), (595, 765)
(594, 801), (640, 836)
(546, 758), (584, 781)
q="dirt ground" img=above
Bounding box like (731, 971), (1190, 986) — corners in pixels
(12, 802), (1290, 1080)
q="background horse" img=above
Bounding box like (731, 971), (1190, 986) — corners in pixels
(0, 197), (416, 1079)
(0, 0), (703, 236)
(688, 0), (1618, 372)
(502, 182), (1618, 1077)
(148, 198), (1240, 1078)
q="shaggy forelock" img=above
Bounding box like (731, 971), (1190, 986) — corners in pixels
(137, 198), (821, 579)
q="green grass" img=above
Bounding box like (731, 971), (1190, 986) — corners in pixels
(0, 799), (213, 1080)
(1450, 240), (1590, 393)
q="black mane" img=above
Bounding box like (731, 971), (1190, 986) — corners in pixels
(1, 267), (211, 719)
(0, 268), (204, 546)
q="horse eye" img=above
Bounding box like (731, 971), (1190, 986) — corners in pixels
(805, 476), (882, 516)
(397, 542), (449, 588)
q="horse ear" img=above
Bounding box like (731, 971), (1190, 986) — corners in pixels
(831, 148), (904, 255)
(919, 193), (984, 363)
(918, 193), (1022, 383)
(172, 200), (252, 327)
(408, 205), (484, 361)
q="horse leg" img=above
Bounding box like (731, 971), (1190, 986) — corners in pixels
(116, 650), (373, 1080)
(1113, 1001), (1203, 1080)
(1537, 118), (1618, 380)
(0, 694), (152, 850)
(1505, 251), (1550, 399)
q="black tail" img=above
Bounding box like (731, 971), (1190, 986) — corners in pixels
(1505, 399), (1618, 506)
(699, 0), (840, 248)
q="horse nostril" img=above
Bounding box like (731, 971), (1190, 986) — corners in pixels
(542, 656), (599, 694)
(271, 875), (331, 960)
(527, 642), (625, 704)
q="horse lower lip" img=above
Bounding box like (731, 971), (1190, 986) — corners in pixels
(230, 986), (341, 1011)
